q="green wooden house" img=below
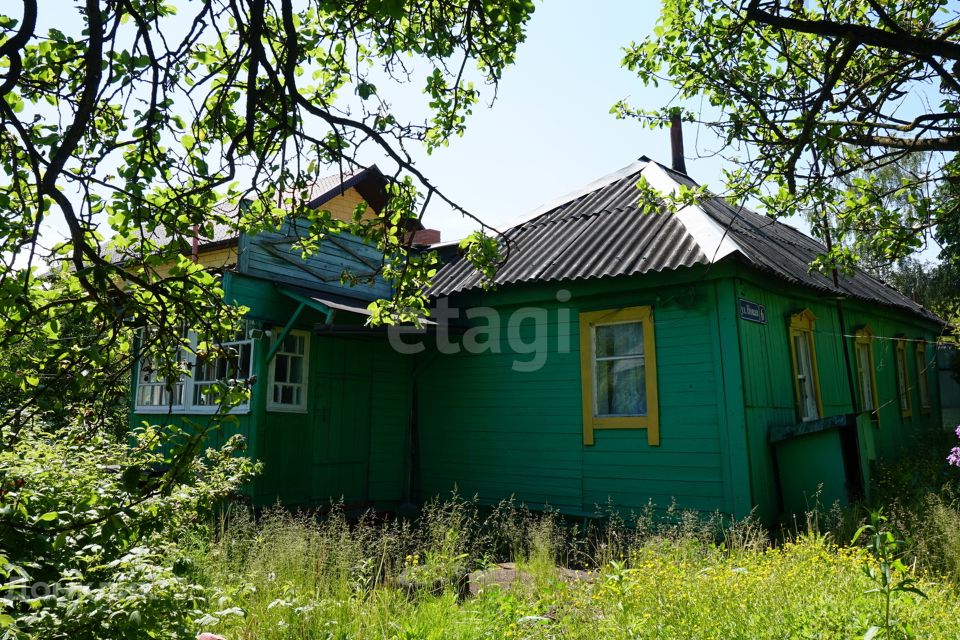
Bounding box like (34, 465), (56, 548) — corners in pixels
(130, 167), (417, 507)
(130, 159), (944, 524)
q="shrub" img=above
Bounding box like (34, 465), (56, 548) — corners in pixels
(0, 417), (259, 639)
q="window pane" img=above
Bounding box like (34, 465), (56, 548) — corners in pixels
(275, 354), (288, 383)
(289, 355), (303, 383)
(595, 356), (646, 416)
(281, 385), (294, 404)
(856, 343), (874, 411)
(239, 344), (251, 378)
(216, 356), (229, 380)
(896, 348), (910, 411)
(595, 323), (643, 358)
(916, 348), (929, 409)
(193, 356), (208, 382)
(794, 334), (819, 420)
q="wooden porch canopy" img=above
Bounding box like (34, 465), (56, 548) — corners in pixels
(267, 286), (374, 361)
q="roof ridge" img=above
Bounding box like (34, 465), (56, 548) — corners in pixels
(639, 162), (742, 263)
(498, 159), (649, 232)
(518, 202), (637, 230)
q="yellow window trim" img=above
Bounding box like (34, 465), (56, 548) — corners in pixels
(895, 337), (913, 418)
(787, 309), (823, 421)
(854, 325), (879, 418)
(579, 306), (659, 447)
(915, 339), (931, 415)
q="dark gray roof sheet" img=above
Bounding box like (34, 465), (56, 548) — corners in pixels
(669, 170), (938, 321)
(429, 161), (709, 294)
(429, 159), (941, 323)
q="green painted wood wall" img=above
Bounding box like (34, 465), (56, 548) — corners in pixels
(131, 260), (944, 523)
(731, 267), (942, 522)
(415, 266), (749, 518)
(231, 272), (411, 507)
(131, 271), (411, 508)
(415, 264), (942, 523)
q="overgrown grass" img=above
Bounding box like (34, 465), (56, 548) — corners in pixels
(864, 435), (960, 589)
(181, 489), (960, 640)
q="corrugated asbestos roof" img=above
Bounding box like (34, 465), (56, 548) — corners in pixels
(429, 160), (709, 294)
(429, 158), (940, 323)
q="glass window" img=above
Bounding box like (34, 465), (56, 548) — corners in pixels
(895, 338), (912, 418)
(267, 330), (309, 412)
(916, 341), (931, 412)
(854, 326), (878, 415)
(579, 306), (659, 447)
(192, 337), (254, 407)
(134, 324), (254, 413)
(593, 322), (646, 416)
(789, 309), (822, 422)
(135, 327), (186, 410)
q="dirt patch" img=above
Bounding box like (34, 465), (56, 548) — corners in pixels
(467, 562), (594, 596)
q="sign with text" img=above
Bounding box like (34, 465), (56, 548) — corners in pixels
(739, 298), (767, 324)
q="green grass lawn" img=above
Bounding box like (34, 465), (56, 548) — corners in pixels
(184, 500), (960, 640)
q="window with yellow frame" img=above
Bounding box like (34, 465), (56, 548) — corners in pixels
(579, 306), (659, 446)
(916, 340), (931, 414)
(853, 326), (879, 417)
(788, 309), (822, 422)
(894, 337), (912, 418)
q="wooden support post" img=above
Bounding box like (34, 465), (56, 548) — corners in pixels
(266, 302), (305, 363)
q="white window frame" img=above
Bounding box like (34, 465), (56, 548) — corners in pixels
(135, 332), (186, 412)
(135, 327), (254, 415)
(266, 329), (310, 413)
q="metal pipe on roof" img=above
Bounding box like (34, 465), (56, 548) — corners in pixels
(670, 111), (687, 175)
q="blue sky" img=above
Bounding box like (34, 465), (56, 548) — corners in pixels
(405, 0), (730, 241)
(32, 0), (702, 251)
(27, 1), (939, 261)
(411, 0), (942, 269)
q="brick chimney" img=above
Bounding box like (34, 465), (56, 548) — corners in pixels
(408, 228), (441, 246)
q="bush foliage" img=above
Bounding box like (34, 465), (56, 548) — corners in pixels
(0, 419), (259, 639)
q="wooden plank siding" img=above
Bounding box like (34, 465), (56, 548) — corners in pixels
(237, 188), (391, 301)
(730, 266), (943, 522)
(234, 273), (411, 508)
(130, 271), (412, 508)
(416, 270), (740, 518)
